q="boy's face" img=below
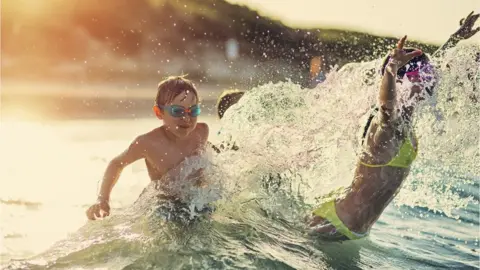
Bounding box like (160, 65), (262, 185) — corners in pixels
(155, 90), (199, 138)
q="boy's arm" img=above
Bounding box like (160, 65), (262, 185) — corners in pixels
(369, 37), (421, 153)
(433, 36), (461, 58)
(97, 136), (147, 201)
(433, 11), (479, 58)
(377, 58), (398, 124)
(364, 60), (399, 155)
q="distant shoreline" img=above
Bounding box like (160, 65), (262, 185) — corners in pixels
(1, 81), (230, 121)
(1, 80), (238, 101)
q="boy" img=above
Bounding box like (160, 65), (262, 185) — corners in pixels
(86, 76), (209, 220)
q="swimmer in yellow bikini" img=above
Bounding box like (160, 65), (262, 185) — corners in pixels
(307, 36), (437, 240)
(211, 12), (478, 240)
(308, 11), (480, 238)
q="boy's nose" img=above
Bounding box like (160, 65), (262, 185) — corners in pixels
(181, 115), (192, 122)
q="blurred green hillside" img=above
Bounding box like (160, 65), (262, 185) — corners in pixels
(2, 0), (438, 87)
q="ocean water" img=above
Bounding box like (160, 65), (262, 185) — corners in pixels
(1, 44), (479, 269)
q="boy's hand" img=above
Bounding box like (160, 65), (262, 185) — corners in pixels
(386, 36), (423, 75)
(452, 11), (480, 40)
(86, 198), (110, 220)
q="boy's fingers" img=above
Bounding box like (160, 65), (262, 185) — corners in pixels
(397, 35), (407, 49)
(468, 14), (480, 26)
(405, 50), (423, 58)
(86, 207), (96, 220)
(473, 27), (480, 35)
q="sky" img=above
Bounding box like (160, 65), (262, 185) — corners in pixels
(226, 0), (480, 45)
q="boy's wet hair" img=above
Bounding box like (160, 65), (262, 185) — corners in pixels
(155, 75), (199, 106)
(216, 90), (245, 119)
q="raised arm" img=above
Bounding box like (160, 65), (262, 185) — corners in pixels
(361, 36), (423, 158)
(378, 36), (422, 123)
(378, 59), (398, 122)
(433, 11), (479, 58)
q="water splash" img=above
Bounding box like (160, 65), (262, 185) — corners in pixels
(216, 43), (480, 217)
(3, 44), (479, 270)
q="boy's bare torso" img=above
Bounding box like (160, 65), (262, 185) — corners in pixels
(135, 123), (208, 190)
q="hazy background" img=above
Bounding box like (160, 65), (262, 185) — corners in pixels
(1, 0), (478, 121)
(227, 0), (480, 44)
(1, 1), (479, 267)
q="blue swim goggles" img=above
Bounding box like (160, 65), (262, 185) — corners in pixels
(158, 104), (201, 118)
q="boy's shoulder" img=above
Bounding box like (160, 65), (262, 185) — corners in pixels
(195, 122), (209, 132)
(133, 127), (166, 145)
(191, 123), (209, 144)
(194, 122), (209, 137)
